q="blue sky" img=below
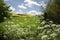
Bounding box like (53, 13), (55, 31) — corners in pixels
(4, 0), (48, 14)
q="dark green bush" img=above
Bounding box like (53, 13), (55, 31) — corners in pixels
(44, 0), (60, 24)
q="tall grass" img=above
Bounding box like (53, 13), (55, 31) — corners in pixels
(0, 15), (60, 40)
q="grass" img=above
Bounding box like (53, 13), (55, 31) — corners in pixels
(0, 15), (60, 40)
(0, 15), (41, 40)
(5, 16), (40, 27)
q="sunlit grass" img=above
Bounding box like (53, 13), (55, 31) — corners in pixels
(0, 16), (41, 40)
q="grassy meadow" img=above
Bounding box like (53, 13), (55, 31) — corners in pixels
(0, 14), (60, 40)
(0, 15), (42, 40)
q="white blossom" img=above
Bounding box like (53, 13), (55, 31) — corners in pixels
(41, 21), (46, 25)
(20, 39), (25, 40)
(44, 25), (50, 28)
(50, 33), (57, 37)
(37, 27), (44, 29)
(4, 17), (7, 19)
(41, 35), (48, 39)
(51, 24), (56, 27)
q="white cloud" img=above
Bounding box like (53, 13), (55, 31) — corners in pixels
(19, 10), (22, 12)
(4, 0), (13, 1)
(15, 9), (24, 14)
(27, 10), (43, 15)
(18, 4), (27, 9)
(15, 11), (24, 14)
(4, 0), (8, 1)
(24, 0), (46, 8)
(24, 0), (40, 7)
(9, 6), (15, 11)
(39, 1), (47, 9)
(25, 4), (32, 7)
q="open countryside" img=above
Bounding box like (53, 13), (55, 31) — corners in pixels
(0, 0), (60, 40)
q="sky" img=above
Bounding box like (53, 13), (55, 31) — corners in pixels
(4, 0), (49, 14)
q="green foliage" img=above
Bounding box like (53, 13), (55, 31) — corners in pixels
(0, 16), (40, 40)
(0, 0), (11, 22)
(44, 0), (60, 24)
(0, 0), (60, 40)
(0, 15), (60, 40)
(40, 20), (60, 40)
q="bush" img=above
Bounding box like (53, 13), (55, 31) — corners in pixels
(44, 0), (60, 24)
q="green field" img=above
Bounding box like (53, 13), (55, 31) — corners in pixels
(0, 16), (41, 40)
(0, 15), (60, 40)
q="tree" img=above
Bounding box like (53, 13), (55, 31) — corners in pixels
(0, 0), (11, 22)
(44, 0), (60, 24)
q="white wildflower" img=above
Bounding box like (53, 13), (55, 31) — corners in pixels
(49, 21), (53, 23)
(41, 35), (48, 39)
(3, 35), (7, 39)
(55, 28), (60, 32)
(20, 39), (25, 40)
(47, 30), (51, 34)
(41, 21), (46, 25)
(7, 21), (11, 24)
(51, 24), (56, 27)
(56, 25), (60, 27)
(4, 17), (7, 19)
(37, 26), (44, 29)
(16, 24), (20, 26)
(50, 33), (57, 37)
(5, 25), (8, 27)
(44, 25), (50, 28)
